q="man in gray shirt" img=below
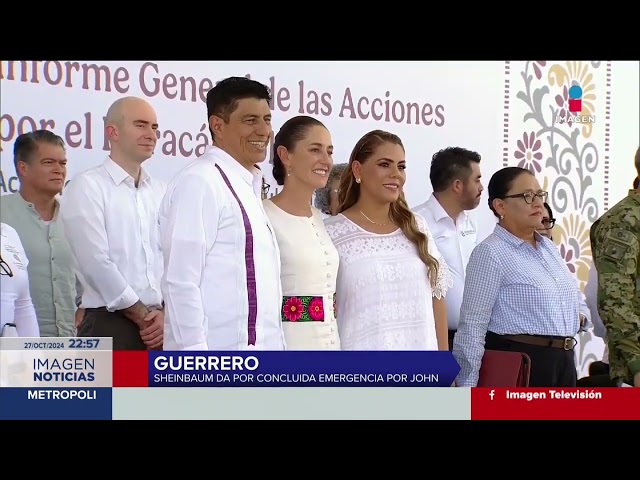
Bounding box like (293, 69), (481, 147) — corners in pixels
(1, 130), (79, 337)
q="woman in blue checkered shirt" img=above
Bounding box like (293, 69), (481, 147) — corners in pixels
(452, 167), (587, 387)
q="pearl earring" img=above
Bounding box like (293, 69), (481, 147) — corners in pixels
(356, 178), (361, 184)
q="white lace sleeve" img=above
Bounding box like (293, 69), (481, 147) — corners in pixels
(415, 214), (454, 300)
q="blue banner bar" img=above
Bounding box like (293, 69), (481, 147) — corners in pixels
(0, 387), (112, 420)
(148, 351), (460, 387)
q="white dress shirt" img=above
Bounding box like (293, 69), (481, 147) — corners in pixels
(59, 157), (166, 311)
(413, 195), (477, 330)
(1, 223), (40, 337)
(159, 146), (285, 351)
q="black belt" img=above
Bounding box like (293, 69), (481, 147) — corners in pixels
(501, 334), (577, 351)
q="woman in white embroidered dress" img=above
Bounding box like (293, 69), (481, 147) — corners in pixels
(324, 130), (452, 351)
(263, 116), (341, 350)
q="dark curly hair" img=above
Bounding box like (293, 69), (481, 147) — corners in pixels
(206, 76), (271, 141)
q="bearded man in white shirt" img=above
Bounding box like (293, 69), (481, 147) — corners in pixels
(159, 76), (285, 351)
(413, 147), (483, 350)
(60, 96), (166, 350)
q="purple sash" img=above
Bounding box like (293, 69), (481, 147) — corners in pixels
(215, 164), (257, 346)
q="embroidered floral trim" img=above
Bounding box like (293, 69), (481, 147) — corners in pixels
(282, 294), (336, 322)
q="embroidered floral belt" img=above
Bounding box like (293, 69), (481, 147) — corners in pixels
(282, 294), (336, 322)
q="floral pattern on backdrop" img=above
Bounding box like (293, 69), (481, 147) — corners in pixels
(506, 60), (612, 377)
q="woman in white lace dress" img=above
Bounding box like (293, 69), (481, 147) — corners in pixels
(324, 130), (452, 351)
(263, 116), (341, 350)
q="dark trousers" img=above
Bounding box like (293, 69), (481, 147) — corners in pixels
(448, 330), (456, 351)
(485, 331), (577, 387)
(78, 307), (146, 351)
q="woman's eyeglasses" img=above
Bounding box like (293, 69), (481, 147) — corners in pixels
(541, 217), (556, 229)
(502, 190), (548, 205)
(0, 254), (13, 277)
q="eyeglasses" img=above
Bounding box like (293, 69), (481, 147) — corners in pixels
(0, 255), (13, 277)
(541, 217), (556, 229)
(502, 190), (548, 205)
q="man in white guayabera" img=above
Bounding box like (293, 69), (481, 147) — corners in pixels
(159, 77), (285, 351)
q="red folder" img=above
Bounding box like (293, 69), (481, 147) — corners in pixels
(477, 350), (531, 387)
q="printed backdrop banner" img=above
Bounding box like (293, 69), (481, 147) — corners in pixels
(2, 60), (639, 377)
(0, 60), (504, 240)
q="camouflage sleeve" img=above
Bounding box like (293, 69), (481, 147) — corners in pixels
(593, 224), (640, 376)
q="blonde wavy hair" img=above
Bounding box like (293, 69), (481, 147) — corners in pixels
(337, 130), (439, 287)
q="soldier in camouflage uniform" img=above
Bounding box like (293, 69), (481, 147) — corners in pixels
(590, 146), (640, 387)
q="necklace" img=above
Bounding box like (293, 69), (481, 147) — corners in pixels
(359, 209), (389, 226)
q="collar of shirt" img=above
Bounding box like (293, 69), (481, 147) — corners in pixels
(494, 223), (547, 248)
(14, 191), (60, 219)
(206, 146), (264, 197)
(628, 189), (640, 203)
(426, 194), (470, 224)
(103, 156), (151, 186)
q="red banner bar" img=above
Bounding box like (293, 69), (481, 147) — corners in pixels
(112, 351), (149, 387)
(472, 387), (640, 420)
